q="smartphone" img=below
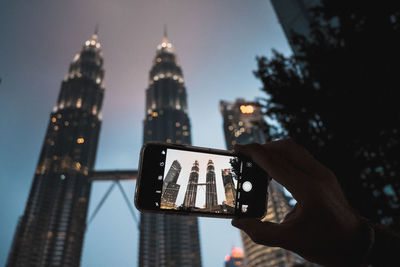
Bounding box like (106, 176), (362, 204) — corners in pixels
(134, 142), (271, 219)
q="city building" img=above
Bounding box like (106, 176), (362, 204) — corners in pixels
(221, 169), (236, 207)
(161, 160), (182, 209)
(139, 31), (202, 267)
(220, 99), (270, 150)
(7, 32), (105, 267)
(224, 247), (245, 267)
(220, 99), (301, 267)
(205, 160), (218, 209)
(270, 0), (321, 57)
(183, 160), (200, 208)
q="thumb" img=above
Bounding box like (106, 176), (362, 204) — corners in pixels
(232, 218), (288, 248)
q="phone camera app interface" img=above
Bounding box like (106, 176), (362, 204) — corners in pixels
(160, 148), (240, 215)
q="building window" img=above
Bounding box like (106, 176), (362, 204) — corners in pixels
(51, 117), (57, 123)
(175, 122), (181, 127)
(76, 98), (82, 108)
(77, 137), (85, 144)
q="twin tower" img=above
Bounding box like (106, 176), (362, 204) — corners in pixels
(161, 159), (237, 212)
(8, 31), (203, 267)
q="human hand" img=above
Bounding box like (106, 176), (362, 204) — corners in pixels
(232, 140), (371, 266)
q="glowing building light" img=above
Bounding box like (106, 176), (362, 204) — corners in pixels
(231, 247), (244, 258)
(51, 117), (57, 123)
(85, 41), (90, 46)
(75, 162), (81, 170)
(152, 112), (158, 117)
(76, 98), (82, 108)
(240, 104), (255, 114)
(76, 138), (85, 144)
(90, 40), (96, 45)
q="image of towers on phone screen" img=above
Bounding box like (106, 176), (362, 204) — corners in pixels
(160, 148), (239, 214)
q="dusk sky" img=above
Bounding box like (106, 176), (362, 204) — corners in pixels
(0, 0), (292, 266)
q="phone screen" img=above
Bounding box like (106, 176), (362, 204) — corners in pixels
(136, 143), (270, 218)
(160, 148), (240, 215)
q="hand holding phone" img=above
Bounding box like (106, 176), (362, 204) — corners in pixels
(134, 143), (271, 219)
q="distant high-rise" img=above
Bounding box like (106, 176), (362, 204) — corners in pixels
(183, 160), (200, 208)
(220, 99), (301, 267)
(161, 160), (182, 209)
(205, 160), (218, 209)
(7, 32), (104, 267)
(139, 31), (201, 267)
(224, 247), (245, 267)
(220, 99), (270, 150)
(221, 169), (236, 208)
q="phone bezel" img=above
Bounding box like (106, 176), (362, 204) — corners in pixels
(135, 142), (269, 219)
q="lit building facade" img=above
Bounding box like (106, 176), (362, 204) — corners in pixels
(183, 160), (200, 208)
(224, 247), (245, 267)
(221, 169), (236, 207)
(161, 160), (182, 209)
(139, 33), (201, 267)
(7, 32), (104, 267)
(205, 160), (218, 209)
(220, 99), (301, 267)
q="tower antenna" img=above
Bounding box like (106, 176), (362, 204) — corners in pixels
(95, 23), (99, 36)
(163, 24), (168, 38)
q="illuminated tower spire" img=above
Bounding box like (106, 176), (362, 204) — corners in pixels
(7, 33), (105, 267)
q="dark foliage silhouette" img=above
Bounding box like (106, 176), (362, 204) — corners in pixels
(254, 1), (400, 230)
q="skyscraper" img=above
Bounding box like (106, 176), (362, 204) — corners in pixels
(205, 160), (218, 210)
(183, 160), (200, 208)
(161, 160), (182, 209)
(139, 31), (201, 267)
(221, 169), (236, 208)
(220, 99), (301, 267)
(7, 32), (104, 267)
(270, 0), (321, 57)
